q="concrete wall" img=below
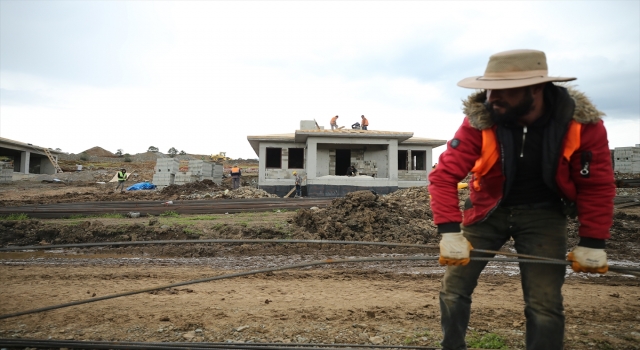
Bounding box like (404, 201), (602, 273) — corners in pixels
(41, 157), (56, 174)
(258, 141), (307, 187)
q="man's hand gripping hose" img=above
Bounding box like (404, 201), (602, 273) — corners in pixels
(439, 232), (473, 266)
(567, 246), (608, 274)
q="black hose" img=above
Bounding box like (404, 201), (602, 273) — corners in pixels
(0, 255), (575, 320)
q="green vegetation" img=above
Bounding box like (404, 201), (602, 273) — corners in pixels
(403, 330), (431, 345)
(466, 332), (508, 349)
(0, 213), (29, 220)
(79, 152), (90, 161)
(160, 211), (180, 217)
(123, 153), (132, 162)
(184, 215), (218, 221)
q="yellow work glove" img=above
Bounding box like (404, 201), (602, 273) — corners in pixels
(439, 232), (473, 266)
(567, 246), (608, 274)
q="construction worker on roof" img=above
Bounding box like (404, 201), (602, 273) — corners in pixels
(361, 115), (369, 130)
(230, 164), (241, 189)
(429, 49), (615, 350)
(330, 115), (339, 130)
(115, 168), (127, 193)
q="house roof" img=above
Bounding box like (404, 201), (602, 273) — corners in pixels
(0, 137), (65, 155)
(247, 130), (447, 155)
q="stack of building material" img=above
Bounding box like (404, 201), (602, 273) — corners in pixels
(152, 158), (180, 189)
(0, 168), (12, 183)
(174, 160), (223, 185)
(614, 146), (640, 173)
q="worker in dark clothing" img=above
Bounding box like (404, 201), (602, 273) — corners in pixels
(346, 165), (357, 176)
(429, 49), (615, 350)
(115, 168), (127, 193)
(230, 164), (241, 189)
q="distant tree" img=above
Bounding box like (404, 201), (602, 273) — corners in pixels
(116, 149), (124, 157)
(179, 150), (187, 155)
(147, 146), (159, 152)
(168, 147), (178, 158)
(124, 153), (132, 162)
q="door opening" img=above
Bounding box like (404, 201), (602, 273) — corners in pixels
(335, 149), (351, 176)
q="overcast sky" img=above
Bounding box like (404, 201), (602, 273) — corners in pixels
(1, 1), (639, 161)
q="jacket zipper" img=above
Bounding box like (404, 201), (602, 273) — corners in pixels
(580, 151), (592, 178)
(520, 126), (527, 157)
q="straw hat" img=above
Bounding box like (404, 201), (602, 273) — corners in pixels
(457, 49), (576, 90)
(293, 171), (297, 175)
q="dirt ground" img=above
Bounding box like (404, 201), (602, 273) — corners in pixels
(1, 174), (640, 349)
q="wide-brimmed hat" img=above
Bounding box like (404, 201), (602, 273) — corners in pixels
(458, 49), (576, 90)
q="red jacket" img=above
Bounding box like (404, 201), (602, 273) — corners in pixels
(428, 85), (615, 240)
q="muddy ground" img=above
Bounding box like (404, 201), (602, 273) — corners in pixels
(1, 183), (640, 349)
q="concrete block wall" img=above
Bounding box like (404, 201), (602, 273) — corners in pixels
(398, 170), (427, 181)
(0, 168), (12, 183)
(155, 158), (180, 174)
(329, 150), (336, 175)
(614, 147), (640, 173)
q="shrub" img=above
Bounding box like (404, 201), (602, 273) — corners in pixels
(124, 153), (132, 162)
(79, 152), (89, 161)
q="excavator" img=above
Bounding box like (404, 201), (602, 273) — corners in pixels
(210, 152), (231, 163)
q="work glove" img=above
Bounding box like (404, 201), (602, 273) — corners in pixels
(567, 246), (608, 274)
(439, 232), (473, 266)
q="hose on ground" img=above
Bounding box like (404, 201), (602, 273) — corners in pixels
(1, 254), (635, 321)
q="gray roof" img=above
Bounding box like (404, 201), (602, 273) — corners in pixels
(0, 137), (65, 155)
(247, 130), (447, 155)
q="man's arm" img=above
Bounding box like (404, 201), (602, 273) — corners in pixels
(428, 118), (484, 266)
(567, 120), (615, 273)
(428, 118), (484, 232)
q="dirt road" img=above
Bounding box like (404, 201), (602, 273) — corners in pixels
(1, 183), (640, 349)
(1, 254), (639, 350)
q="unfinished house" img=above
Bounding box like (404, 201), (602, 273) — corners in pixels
(247, 121), (447, 197)
(0, 137), (64, 182)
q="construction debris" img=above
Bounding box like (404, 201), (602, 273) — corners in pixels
(212, 187), (278, 199)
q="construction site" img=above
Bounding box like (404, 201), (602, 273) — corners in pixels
(1, 133), (640, 350)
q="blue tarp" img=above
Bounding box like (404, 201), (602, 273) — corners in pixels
(126, 182), (157, 191)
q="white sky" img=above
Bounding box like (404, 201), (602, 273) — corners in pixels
(1, 1), (639, 161)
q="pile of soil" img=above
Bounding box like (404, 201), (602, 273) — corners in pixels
(80, 146), (115, 157)
(160, 180), (224, 196)
(213, 187), (278, 199)
(292, 188), (437, 244)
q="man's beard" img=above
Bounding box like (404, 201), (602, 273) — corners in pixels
(484, 90), (534, 124)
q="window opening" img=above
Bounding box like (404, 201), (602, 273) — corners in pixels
(412, 150), (426, 170)
(266, 148), (282, 168)
(288, 148), (304, 169)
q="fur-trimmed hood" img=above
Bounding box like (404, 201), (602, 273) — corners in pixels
(463, 84), (605, 130)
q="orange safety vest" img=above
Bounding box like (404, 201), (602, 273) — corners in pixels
(231, 166), (240, 174)
(470, 121), (581, 191)
(330, 116), (338, 125)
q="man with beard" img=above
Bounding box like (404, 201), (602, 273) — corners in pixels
(428, 50), (615, 350)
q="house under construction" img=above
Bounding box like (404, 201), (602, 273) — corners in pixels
(247, 120), (447, 197)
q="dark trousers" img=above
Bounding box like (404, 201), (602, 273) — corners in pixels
(295, 184), (301, 197)
(362, 126), (368, 130)
(232, 177), (240, 189)
(440, 205), (567, 350)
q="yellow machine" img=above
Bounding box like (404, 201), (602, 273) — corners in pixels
(210, 152), (231, 163)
